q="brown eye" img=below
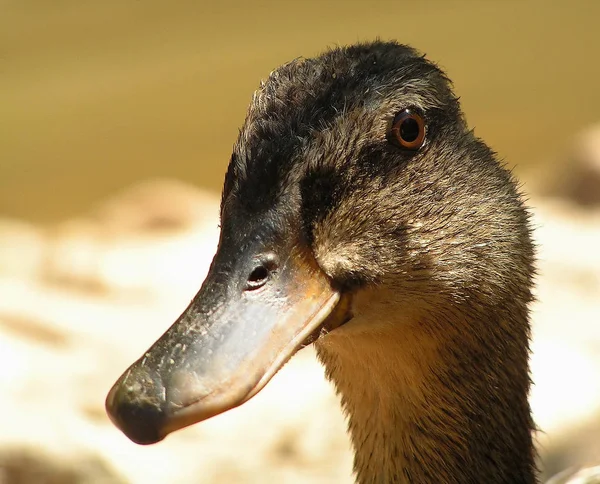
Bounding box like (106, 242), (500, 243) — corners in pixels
(390, 109), (426, 150)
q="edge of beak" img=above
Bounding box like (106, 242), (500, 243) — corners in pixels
(161, 289), (349, 437)
(105, 247), (352, 445)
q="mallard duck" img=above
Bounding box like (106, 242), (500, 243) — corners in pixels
(106, 41), (539, 483)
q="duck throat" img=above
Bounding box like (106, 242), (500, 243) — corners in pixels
(315, 288), (537, 484)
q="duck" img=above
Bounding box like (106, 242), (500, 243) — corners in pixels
(105, 40), (540, 483)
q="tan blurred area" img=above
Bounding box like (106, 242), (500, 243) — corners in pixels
(1, 1), (600, 483)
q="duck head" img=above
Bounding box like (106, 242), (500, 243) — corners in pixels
(106, 41), (533, 448)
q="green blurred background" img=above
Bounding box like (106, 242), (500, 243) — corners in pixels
(2, 0), (599, 222)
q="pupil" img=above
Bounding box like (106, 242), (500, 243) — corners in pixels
(400, 118), (420, 142)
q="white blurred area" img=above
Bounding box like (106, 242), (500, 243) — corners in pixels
(0, 179), (353, 483)
(1, 150), (600, 481)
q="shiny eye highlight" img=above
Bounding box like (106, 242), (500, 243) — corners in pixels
(389, 109), (426, 150)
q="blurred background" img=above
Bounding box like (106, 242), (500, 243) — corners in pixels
(1, 0), (599, 482)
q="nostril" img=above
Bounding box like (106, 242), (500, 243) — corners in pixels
(245, 253), (279, 291)
(247, 265), (269, 289)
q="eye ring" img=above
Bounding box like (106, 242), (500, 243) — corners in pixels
(389, 109), (426, 150)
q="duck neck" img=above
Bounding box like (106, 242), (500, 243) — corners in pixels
(315, 287), (537, 484)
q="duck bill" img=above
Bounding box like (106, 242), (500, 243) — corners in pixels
(105, 246), (350, 445)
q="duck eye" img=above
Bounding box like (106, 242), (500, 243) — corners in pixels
(390, 109), (426, 150)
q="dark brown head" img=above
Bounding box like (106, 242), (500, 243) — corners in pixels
(105, 41), (534, 446)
